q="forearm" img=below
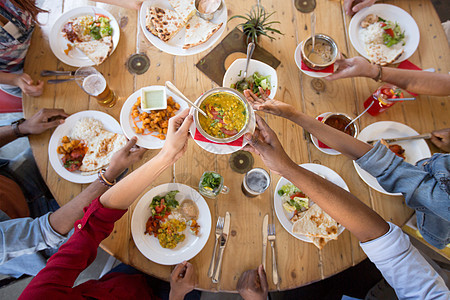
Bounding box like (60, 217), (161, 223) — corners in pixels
(0, 72), (18, 86)
(100, 152), (172, 210)
(0, 125), (18, 148)
(282, 164), (389, 242)
(49, 168), (124, 235)
(288, 111), (372, 160)
(380, 68), (450, 96)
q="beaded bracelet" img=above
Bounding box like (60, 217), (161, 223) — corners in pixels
(97, 168), (116, 188)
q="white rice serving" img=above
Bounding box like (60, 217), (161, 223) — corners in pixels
(71, 118), (103, 140)
(360, 23), (384, 45)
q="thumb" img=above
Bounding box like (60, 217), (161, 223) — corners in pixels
(352, 2), (368, 12)
(178, 114), (193, 134)
(244, 131), (270, 154)
(21, 73), (33, 85)
(430, 136), (444, 148)
(258, 265), (269, 291)
(123, 137), (138, 152)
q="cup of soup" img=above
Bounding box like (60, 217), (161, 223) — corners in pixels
(321, 112), (358, 138)
(194, 87), (252, 143)
(301, 34), (338, 70)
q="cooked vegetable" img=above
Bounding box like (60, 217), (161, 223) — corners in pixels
(378, 17), (405, 47)
(150, 190), (179, 218)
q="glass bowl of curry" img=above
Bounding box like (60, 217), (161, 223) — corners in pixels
(194, 88), (253, 143)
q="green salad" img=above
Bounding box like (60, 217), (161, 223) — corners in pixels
(278, 183), (309, 213)
(149, 190), (179, 218)
(89, 16), (112, 40)
(231, 72), (271, 97)
(378, 17), (405, 47)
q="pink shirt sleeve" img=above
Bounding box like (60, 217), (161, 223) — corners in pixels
(19, 198), (127, 299)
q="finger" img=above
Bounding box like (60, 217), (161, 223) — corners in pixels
(430, 136), (444, 148)
(43, 109), (70, 119)
(123, 137), (138, 152)
(171, 263), (185, 279)
(36, 80), (44, 87)
(258, 87), (269, 101)
(41, 119), (64, 129)
(344, 0), (354, 15)
(168, 109), (190, 133)
(431, 129), (448, 139)
(244, 89), (264, 104)
(178, 114), (193, 134)
(353, 1), (369, 12)
(184, 262), (194, 278)
(258, 265), (269, 291)
(20, 73), (33, 85)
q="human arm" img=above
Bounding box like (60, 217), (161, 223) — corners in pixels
(237, 265), (268, 300)
(0, 72), (44, 97)
(92, 0), (143, 10)
(326, 57), (450, 96)
(0, 108), (68, 148)
(244, 89), (372, 161)
(344, 0), (377, 15)
(431, 128), (450, 152)
(169, 261), (197, 300)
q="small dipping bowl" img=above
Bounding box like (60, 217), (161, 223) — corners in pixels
(301, 34), (338, 70)
(140, 86), (167, 112)
(321, 112), (358, 138)
(195, 0), (223, 21)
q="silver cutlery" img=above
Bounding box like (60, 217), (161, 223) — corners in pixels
(212, 212), (231, 283)
(47, 78), (76, 84)
(387, 97), (416, 102)
(268, 224), (279, 285)
(208, 216), (224, 278)
(366, 133), (432, 145)
(41, 70), (75, 77)
(235, 42), (255, 90)
(165, 81), (208, 118)
(262, 214), (268, 271)
(344, 100), (374, 132)
(310, 12), (316, 54)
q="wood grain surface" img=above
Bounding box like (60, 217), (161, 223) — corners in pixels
(22, 0), (449, 292)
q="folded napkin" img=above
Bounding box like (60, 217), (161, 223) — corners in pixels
(316, 117), (331, 149)
(397, 60), (422, 96)
(301, 60), (335, 74)
(193, 129), (245, 147)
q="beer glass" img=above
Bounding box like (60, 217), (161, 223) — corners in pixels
(242, 168), (270, 197)
(75, 67), (117, 107)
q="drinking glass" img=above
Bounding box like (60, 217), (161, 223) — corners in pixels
(363, 84), (404, 116)
(75, 66), (117, 107)
(198, 171), (229, 199)
(242, 168), (270, 197)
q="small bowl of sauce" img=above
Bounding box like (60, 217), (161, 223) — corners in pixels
(321, 113), (358, 137)
(140, 86), (167, 112)
(301, 34), (338, 70)
(195, 0), (222, 21)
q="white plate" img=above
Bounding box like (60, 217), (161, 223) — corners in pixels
(354, 121), (431, 195)
(310, 112), (341, 155)
(120, 86), (189, 149)
(294, 42), (338, 78)
(274, 163), (347, 244)
(49, 6), (120, 67)
(48, 110), (122, 184)
(131, 183), (212, 265)
(348, 4), (420, 64)
(223, 58), (278, 99)
(139, 0), (227, 56)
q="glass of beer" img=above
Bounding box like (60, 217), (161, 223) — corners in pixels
(242, 168), (270, 197)
(75, 67), (117, 107)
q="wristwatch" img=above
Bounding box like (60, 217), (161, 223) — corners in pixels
(11, 118), (28, 138)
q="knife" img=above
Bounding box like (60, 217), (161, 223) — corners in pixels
(262, 214), (268, 271)
(212, 212), (231, 283)
(41, 70), (76, 77)
(366, 133), (432, 145)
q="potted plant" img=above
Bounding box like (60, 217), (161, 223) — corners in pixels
(229, 4), (283, 44)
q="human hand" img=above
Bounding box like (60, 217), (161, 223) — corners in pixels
(169, 261), (196, 300)
(19, 108), (69, 135)
(431, 128), (450, 152)
(326, 57), (378, 81)
(237, 265), (269, 300)
(159, 109), (193, 164)
(344, 0), (377, 16)
(105, 137), (147, 180)
(14, 73), (44, 97)
(244, 88), (295, 119)
(243, 114), (296, 175)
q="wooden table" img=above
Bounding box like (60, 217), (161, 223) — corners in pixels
(23, 0), (449, 292)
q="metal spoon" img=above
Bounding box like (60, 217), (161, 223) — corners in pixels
(344, 100), (374, 132)
(235, 42), (255, 90)
(165, 81), (208, 118)
(310, 12), (316, 54)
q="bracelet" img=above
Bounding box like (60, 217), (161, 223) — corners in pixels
(97, 168), (116, 188)
(11, 118), (27, 138)
(373, 64), (383, 82)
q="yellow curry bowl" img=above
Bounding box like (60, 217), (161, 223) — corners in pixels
(193, 87), (255, 144)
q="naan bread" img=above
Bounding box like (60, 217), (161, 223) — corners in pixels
(80, 130), (127, 174)
(310, 236), (332, 250)
(168, 0), (195, 24)
(292, 204), (339, 240)
(366, 44), (404, 65)
(145, 10), (158, 36)
(149, 7), (185, 42)
(183, 15), (222, 49)
(74, 36), (113, 65)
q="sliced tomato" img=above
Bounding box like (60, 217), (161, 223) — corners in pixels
(220, 127), (238, 136)
(290, 192), (306, 200)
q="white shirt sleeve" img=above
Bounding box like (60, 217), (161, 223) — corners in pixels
(360, 222), (449, 299)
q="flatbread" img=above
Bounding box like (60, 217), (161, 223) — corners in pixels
(74, 36), (113, 65)
(310, 236), (332, 250)
(149, 7), (185, 42)
(145, 10), (158, 36)
(80, 130), (127, 174)
(366, 44), (404, 65)
(167, 0), (196, 24)
(292, 204), (339, 241)
(183, 15), (222, 49)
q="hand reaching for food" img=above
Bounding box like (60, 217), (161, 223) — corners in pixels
(326, 57), (378, 81)
(106, 137), (147, 180)
(244, 87), (295, 118)
(170, 261), (196, 300)
(19, 108), (69, 135)
(344, 0), (377, 16)
(14, 73), (44, 97)
(160, 109), (193, 163)
(237, 265), (269, 300)
(431, 128), (450, 153)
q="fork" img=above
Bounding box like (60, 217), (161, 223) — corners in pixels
(268, 224), (279, 285)
(208, 216), (224, 278)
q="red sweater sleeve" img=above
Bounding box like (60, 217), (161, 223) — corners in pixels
(19, 197), (127, 300)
